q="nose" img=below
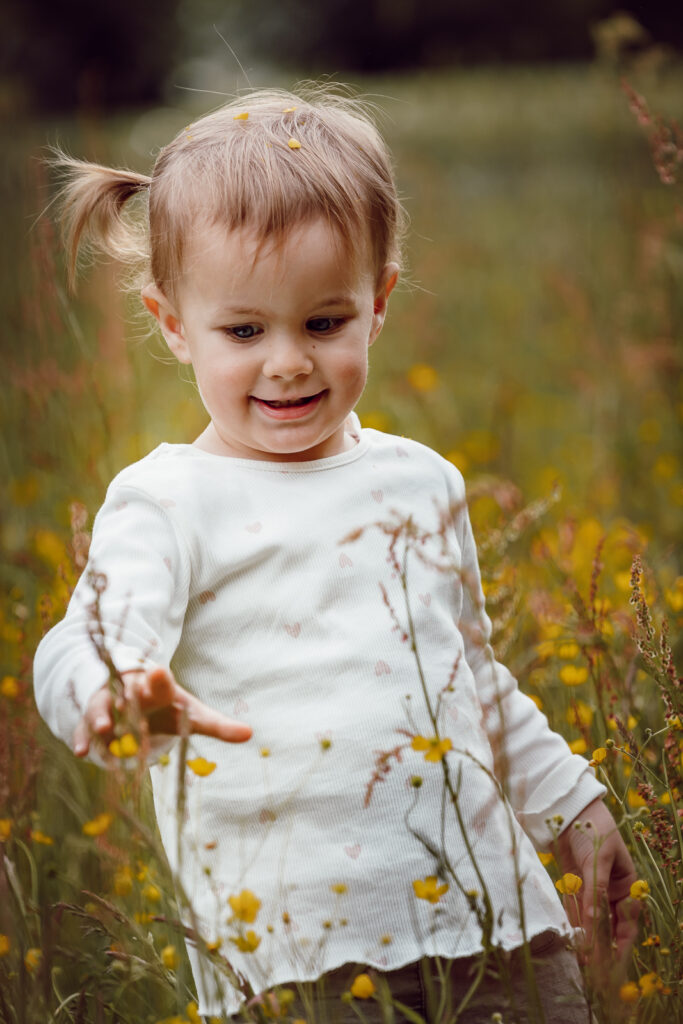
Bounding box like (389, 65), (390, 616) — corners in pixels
(262, 333), (314, 380)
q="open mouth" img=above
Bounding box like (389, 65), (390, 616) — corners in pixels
(256, 393), (322, 408)
(252, 391), (326, 419)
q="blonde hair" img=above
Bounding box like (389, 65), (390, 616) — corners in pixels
(55, 86), (406, 299)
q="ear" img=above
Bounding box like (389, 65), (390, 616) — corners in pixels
(141, 283), (192, 365)
(369, 263), (399, 346)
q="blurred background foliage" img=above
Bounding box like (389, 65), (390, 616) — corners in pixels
(1, 0), (683, 112)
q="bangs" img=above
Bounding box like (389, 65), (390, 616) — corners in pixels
(148, 90), (403, 298)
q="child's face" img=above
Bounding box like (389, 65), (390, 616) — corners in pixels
(144, 219), (398, 461)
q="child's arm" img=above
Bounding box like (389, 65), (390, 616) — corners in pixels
(73, 665), (252, 758)
(34, 479), (250, 761)
(554, 798), (638, 960)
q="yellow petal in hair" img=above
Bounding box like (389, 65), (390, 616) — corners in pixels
(283, 106), (297, 112)
(287, 138), (301, 149)
(233, 112), (249, 121)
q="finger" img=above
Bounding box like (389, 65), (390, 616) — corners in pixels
(123, 665), (175, 710)
(189, 705), (253, 743)
(74, 686), (114, 756)
(73, 716), (91, 757)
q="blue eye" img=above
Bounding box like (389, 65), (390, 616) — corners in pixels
(228, 324), (260, 341)
(307, 317), (342, 333)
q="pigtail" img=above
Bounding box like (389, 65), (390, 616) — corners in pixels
(49, 150), (152, 292)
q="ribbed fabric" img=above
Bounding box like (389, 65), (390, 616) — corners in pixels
(34, 421), (605, 1016)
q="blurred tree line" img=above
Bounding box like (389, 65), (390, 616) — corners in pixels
(0, 0), (681, 113)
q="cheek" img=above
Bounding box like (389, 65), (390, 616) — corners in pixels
(335, 350), (368, 395)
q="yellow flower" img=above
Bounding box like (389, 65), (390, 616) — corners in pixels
(228, 889), (261, 923)
(287, 138), (301, 150)
(642, 934), (660, 947)
(381, 934), (392, 945)
(230, 929), (261, 953)
(113, 865), (133, 896)
(406, 363), (439, 393)
(591, 747), (607, 764)
(82, 812), (113, 836)
(33, 529), (68, 569)
(555, 873), (583, 895)
(30, 829), (53, 846)
(652, 454), (677, 480)
(161, 944), (178, 970)
(0, 818), (12, 842)
(350, 973), (376, 999)
(260, 748), (270, 758)
(0, 934), (10, 955)
(186, 1003), (201, 1024)
(413, 875), (449, 904)
(109, 733), (139, 758)
(233, 112), (249, 120)
(557, 642), (580, 660)
(664, 578), (683, 613)
(411, 735), (452, 763)
(559, 665), (589, 687)
(627, 790), (647, 809)
(535, 640), (556, 661)
(361, 411), (391, 432)
(630, 879), (650, 900)
(565, 700), (593, 729)
(206, 938), (222, 953)
(24, 947), (42, 973)
(187, 757), (216, 777)
(445, 449), (469, 472)
(639, 972), (664, 997)
(568, 737), (587, 755)
(537, 851), (555, 866)
(331, 883), (347, 895)
(143, 883), (162, 903)
(619, 982), (640, 1004)
(1, 676), (19, 699)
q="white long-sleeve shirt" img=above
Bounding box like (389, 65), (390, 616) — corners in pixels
(34, 421), (605, 1014)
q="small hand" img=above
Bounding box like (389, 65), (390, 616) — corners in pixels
(73, 665), (252, 757)
(554, 798), (639, 965)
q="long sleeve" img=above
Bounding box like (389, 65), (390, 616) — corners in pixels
(453, 485), (605, 849)
(33, 484), (191, 753)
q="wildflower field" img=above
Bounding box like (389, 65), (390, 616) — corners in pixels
(1, 64), (682, 1022)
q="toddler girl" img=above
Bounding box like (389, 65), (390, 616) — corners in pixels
(34, 87), (636, 1023)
